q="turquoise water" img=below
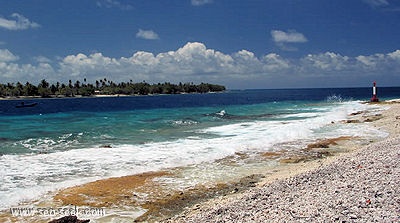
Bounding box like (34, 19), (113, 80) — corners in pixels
(0, 96), (322, 155)
(0, 88), (397, 210)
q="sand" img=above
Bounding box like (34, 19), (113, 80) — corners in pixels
(53, 171), (171, 207)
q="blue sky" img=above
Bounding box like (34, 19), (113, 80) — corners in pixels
(1, 0), (400, 89)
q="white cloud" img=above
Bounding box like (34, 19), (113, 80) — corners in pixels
(59, 52), (122, 78)
(136, 29), (160, 40)
(363, 0), (389, 7)
(0, 49), (19, 62)
(271, 30), (307, 43)
(0, 13), (40, 31)
(0, 60), (53, 80)
(356, 54), (384, 67)
(129, 51), (158, 66)
(135, 42), (235, 76)
(354, 51), (400, 75)
(96, 0), (133, 10)
(1, 43), (400, 88)
(34, 56), (52, 63)
(54, 42), (255, 84)
(191, 0), (213, 6)
(271, 30), (308, 51)
(302, 52), (350, 71)
(232, 50), (263, 74)
(387, 50), (400, 60)
(262, 53), (290, 71)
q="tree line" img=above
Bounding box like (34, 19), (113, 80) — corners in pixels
(0, 79), (226, 98)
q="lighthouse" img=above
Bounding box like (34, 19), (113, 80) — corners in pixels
(370, 81), (379, 102)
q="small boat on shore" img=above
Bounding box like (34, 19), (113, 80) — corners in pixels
(15, 102), (38, 108)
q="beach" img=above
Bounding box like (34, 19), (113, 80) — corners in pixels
(0, 95), (399, 222)
(164, 101), (400, 223)
(2, 1), (400, 222)
(60, 100), (399, 223)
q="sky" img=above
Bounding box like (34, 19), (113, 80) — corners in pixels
(1, 0), (400, 89)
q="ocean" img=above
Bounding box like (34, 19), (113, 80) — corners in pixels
(0, 87), (399, 213)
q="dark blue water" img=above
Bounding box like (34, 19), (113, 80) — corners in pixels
(1, 87), (399, 116)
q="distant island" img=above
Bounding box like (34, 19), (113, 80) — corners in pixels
(0, 79), (226, 98)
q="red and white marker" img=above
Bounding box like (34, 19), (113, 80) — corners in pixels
(370, 81), (379, 102)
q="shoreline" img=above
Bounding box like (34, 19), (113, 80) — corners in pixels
(166, 100), (400, 222)
(167, 137), (400, 222)
(1, 100), (399, 222)
(0, 91), (227, 101)
(0, 94), (161, 101)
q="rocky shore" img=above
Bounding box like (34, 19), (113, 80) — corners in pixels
(165, 102), (400, 223)
(1, 101), (399, 223)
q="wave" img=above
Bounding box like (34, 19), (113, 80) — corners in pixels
(204, 110), (277, 120)
(326, 94), (354, 103)
(0, 100), (388, 210)
(170, 119), (199, 126)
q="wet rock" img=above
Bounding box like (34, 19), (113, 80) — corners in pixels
(48, 215), (90, 223)
(346, 119), (361, 123)
(262, 151), (282, 158)
(350, 111), (363, 116)
(279, 156), (306, 164)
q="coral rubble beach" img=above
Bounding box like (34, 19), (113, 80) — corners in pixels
(1, 100), (399, 223)
(61, 100), (400, 222)
(165, 100), (400, 223)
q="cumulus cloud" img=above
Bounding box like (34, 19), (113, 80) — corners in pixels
(262, 53), (290, 71)
(34, 56), (52, 63)
(1, 42), (400, 88)
(0, 13), (40, 30)
(271, 30), (307, 51)
(32, 42), (270, 84)
(191, 0), (213, 6)
(356, 54), (385, 67)
(96, 0), (133, 10)
(387, 50), (400, 60)
(0, 61), (53, 80)
(0, 49), (19, 62)
(302, 52), (350, 71)
(136, 29), (160, 40)
(271, 30), (307, 43)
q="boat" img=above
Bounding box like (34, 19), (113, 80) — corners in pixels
(15, 102), (38, 108)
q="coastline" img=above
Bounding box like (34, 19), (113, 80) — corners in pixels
(1, 100), (399, 222)
(165, 100), (400, 222)
(0, 94), (157, 101)
(0, 90), (227, 101)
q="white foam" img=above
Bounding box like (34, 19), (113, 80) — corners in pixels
(0, 101), (387, 210)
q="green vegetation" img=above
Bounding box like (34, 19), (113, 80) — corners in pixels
(0, 79), (226, 98)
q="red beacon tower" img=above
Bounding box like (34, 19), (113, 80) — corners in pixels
(370, 81), (379, 102)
